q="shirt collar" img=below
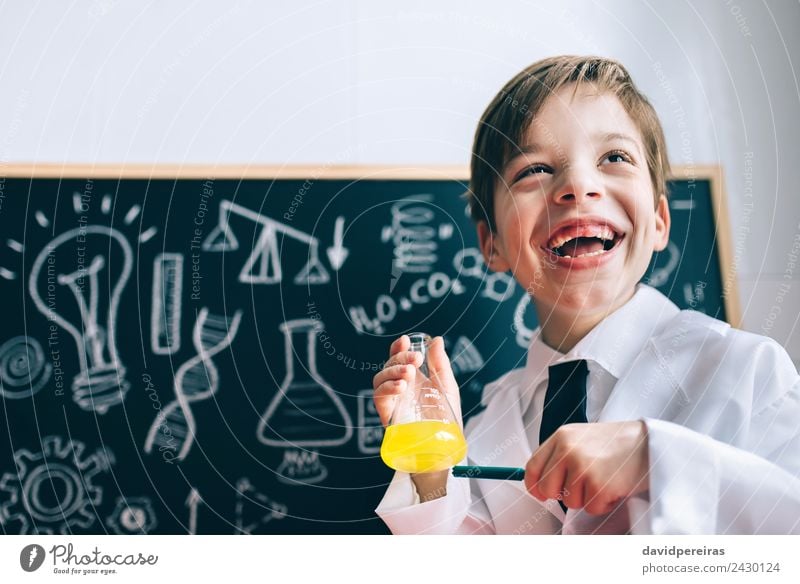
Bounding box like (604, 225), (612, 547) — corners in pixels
(517, 284), (679, 412)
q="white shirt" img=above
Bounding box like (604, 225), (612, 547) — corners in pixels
(375, 284), (800, 534)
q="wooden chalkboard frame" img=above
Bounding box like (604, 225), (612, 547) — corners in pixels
(0, 163), (740, 326)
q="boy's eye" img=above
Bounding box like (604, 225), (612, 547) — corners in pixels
(601, 150), (633, 165)
(513, 164), (552, 182)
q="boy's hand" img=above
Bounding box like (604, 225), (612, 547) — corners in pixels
(524, 421), (649, 515)
(372, 335), (462, 428)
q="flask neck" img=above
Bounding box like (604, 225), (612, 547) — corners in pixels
(283, 327), (318, 385)
(408, 335), (430, 377)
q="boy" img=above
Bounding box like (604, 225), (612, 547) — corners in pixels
(372, 56), (800, 534)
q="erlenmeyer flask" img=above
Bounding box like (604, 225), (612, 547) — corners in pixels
(380, 332), (467, 473)
(257, 319), (353, 447)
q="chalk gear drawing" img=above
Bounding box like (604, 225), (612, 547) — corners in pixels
(0, 436), (114, 534)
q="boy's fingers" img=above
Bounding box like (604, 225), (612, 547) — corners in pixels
(426, 337), (457, 388)
(373, 364), (415, 390)
(524, 440), (554, 500)
(373, 381), (404, 427)
(389, 335), (410, 357)
(383, 351), (423, 370)
(536, 449), (567, 503)
(562, 467), (585, 509)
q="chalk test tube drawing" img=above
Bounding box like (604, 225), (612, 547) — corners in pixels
(0, 436), (115, 534)
(150, 253), (184, 355)
(0, 336), (52, 400)
(144, 308), (243, 462)
(275, 449), (328, 485)
(106, 496), (158, 534)
(257, 319), (353, 448)
(201, 199), (332, 285)
(28, 226), (133, 414)
(646, 241), (680, 288)
(234, 478), (287, 534)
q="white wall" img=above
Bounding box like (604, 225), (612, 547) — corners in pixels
(1, 0), (798, 362)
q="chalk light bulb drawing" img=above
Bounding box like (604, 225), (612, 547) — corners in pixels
(29, 226), (133, 413)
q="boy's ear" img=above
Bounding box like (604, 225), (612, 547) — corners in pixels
(476, 221), (511, 272)
(653, 194), (671, 252)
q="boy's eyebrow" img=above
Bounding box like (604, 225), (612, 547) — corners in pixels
(595, 131), (642, 151)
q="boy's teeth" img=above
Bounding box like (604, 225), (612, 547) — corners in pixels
(547, 225), (615, 249)
(562, 248), (608, 259)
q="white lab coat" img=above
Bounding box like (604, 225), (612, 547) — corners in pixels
(376, 285), (800, 534)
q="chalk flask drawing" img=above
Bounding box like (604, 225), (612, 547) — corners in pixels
(257, 319), (352, 448)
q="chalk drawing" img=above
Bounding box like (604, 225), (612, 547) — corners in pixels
(144, 308), (243, 462)
(450, 336), (485, 376)
(257, 319), (352, 448)
(106, 496), (158, 534)
(150, 253), (184, 355)
(0, 336), (52, 400)
(202, 199), (330, 285)
(234, 478), (287, 534)
(646, 241), (680, 288)
(185, 488), (202, 535)
(325, 216), (349, 270)
(28, 226), (133, 414)
(275, 449), (328, 485)
(356, 389), (383, 454)
(0, 436), (114, 534)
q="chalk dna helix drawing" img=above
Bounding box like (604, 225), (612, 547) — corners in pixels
(144, 307), (243, 462)
(0, 336), (52, 400)
(28, 226), (133, 413)
(0, 436), (115, 534)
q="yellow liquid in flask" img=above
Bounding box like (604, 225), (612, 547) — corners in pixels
(381, 420), (467, 473)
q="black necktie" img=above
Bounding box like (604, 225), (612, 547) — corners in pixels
(539, 360), (589, 513)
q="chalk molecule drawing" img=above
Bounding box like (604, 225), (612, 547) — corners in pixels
(0, 336), (52, 400)
(144, 308), (243, 462)
(0, 436), (115, 534)
(646, 240), (680, 288)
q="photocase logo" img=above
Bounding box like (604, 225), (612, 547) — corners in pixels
(20, 544), (46, 572)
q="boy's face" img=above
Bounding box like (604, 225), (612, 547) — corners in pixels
(478, 84), (670, 319)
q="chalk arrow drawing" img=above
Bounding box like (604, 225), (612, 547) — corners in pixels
(326, 216), (349, 270)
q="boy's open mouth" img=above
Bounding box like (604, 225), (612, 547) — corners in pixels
(545, 223), (624, 259)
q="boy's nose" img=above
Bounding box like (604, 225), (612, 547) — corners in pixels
(553, 168), (603, 205)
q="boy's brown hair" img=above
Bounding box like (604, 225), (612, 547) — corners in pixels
(467, 55), (670, 231)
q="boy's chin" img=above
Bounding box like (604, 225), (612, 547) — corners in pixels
(541, 280), (636, 315)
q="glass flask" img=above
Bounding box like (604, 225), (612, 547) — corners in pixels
(257, 319), (352, 448)
(380, 332), (467, 473)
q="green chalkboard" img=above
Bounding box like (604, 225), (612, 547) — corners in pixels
(0, 165), (736, 534)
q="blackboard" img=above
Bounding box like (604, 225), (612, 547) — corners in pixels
(0, 165), (736, 534)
